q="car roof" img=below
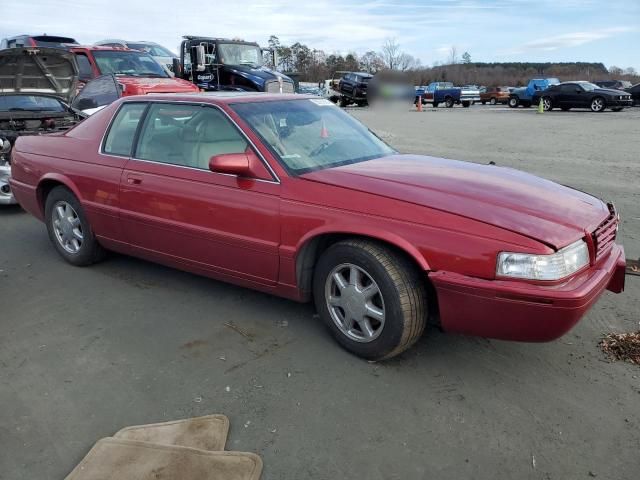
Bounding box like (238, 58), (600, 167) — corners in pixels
(123, 91), (305, 105)
(71, 45), (137, 52)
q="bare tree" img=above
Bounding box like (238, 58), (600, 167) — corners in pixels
(397, 53), (418, 71)
(448, 46), (458, 65)
(381, 38), (401, 70)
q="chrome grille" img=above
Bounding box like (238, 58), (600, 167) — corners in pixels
(592, 206), (618, 259)
(265, 80), (295, 94)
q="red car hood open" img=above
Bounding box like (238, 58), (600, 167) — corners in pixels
(300, 154), (610, 249)
(118, 77), (199, 94)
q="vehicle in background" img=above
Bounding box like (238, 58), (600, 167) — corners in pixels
(595, 80), (632, 90)
(337, 72), (373, 107)
(460, 85), (480, 106)
(10, 93), (625, 360)
(1, 34), (78, 50)
(0, 48), (85, 205)
(533, 81), (633, 113)
(480, 86), (511, 105)
(94, 39), (178, 73)
(297, 84), (323, 96)
(174, 36), (294, 93)
(417, 82), (473, 108)
(324, 71), (349, 102)
(508, 78), (559, 108)
(69, 46), (199, 111)
(625, 83), (640, 106)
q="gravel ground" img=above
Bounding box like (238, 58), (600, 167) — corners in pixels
(1, 105), (639, 480)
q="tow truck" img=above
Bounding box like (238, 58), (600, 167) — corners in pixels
(173, 36), (294, 93)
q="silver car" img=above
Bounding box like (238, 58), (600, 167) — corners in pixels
(93, 39), (177, 74)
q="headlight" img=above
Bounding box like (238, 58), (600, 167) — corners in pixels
(496, 239), (589, 281)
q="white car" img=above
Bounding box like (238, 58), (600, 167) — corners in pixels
(93, 39), (178, 74)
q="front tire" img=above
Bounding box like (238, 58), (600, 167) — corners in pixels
(490, 97), (497, 105)
(462, 101), (470, 108)
(542, 96), (552, 111)
(45, 186), (105, 266)
(445, 97), (454, 108)
(590, 96), (605, 112)
(313, 240), (427, 361)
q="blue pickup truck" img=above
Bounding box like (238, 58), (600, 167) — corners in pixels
(416, 82), (475, 108)
(508, 78), (560, 108)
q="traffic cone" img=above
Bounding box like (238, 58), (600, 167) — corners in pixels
(416, 97), (423, 112)
(537, 97), (544, 114)
(320, 119), (329, 138)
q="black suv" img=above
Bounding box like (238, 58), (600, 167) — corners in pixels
(337, 72), (373, 107)
(0, 35), (78, 50)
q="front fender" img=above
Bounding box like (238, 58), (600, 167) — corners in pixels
(295, 224), (431, 271)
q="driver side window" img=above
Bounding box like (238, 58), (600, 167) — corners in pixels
(135, 103), (248, 170)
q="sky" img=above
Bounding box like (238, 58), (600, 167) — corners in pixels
(1, 0), (638, 71)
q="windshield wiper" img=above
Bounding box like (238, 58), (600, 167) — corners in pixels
(8, 107), (56, 112)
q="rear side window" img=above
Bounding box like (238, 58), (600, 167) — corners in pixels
(75, 53), (94, 81)
(72, 75), (121, 111)
(103, 103), (147, 156)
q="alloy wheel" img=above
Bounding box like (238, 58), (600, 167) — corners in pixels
(325, 263), (386, 343)
(52, 201), (83, 254)
(542, 97), (552, 111)
(591, 97), (604, 112)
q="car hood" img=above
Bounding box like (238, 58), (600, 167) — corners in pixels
(300, 154), (610, 249)
(117, 76), (199, 93)
(225, 64), (293, 85)
(0, 47), (78, 103)
(593, 87), (629, 96)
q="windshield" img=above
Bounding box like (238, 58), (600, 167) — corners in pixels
(578, 82), (599, 91)
(231, 99), (395, 175)
(217, 43), (263, 67)
(0, 95), (64, 112)
(128, 43), (175, 58)
(93, 51), (168, 77)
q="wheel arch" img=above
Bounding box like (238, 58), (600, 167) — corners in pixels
(36, 174), (82, 218)
(294, 227), (431, 300)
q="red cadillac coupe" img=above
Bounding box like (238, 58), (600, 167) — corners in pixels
(10, 93), (626, 360)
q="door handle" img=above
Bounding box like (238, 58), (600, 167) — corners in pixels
(126, 175), (142, 185)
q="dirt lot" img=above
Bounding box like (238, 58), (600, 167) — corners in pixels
(1, 105), (639, 480)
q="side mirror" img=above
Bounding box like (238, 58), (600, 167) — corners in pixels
(172, 58), (181, 76)
(576, 88), (581, 93)
(209, 153), (251, 177)
(195, 45), (206, 72)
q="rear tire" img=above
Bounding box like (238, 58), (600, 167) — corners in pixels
(313, 239), (427, 361)
(44, 186), (105, 266)
(432, 102), (439, 108)
(508, 97), (519, 108)
(481, 100), (486, 105)
(339, 97), (349, 108)
(445, 97), (454, 108)
(462, 101), (470, 108)
(489, 97), (497, 105)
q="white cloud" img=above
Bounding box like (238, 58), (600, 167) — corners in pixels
(516, 27), (636, 52)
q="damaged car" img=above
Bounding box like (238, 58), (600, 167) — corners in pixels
(0, 48), (85, 205)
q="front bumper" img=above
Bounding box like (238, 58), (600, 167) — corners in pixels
(429, 243), (625, 342)
(0, 164), (17, 205)
(607, 99), (633, 107)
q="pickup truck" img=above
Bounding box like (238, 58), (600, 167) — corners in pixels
(508, 78), (559, 108)
(416, 82), (473, 108)
(336, 71), (373, 107)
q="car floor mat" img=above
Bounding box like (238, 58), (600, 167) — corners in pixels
(64, 437), (262, 480)
(113, 414), (230, 451)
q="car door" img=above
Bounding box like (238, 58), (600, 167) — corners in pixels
(119, 102), (281, 285)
